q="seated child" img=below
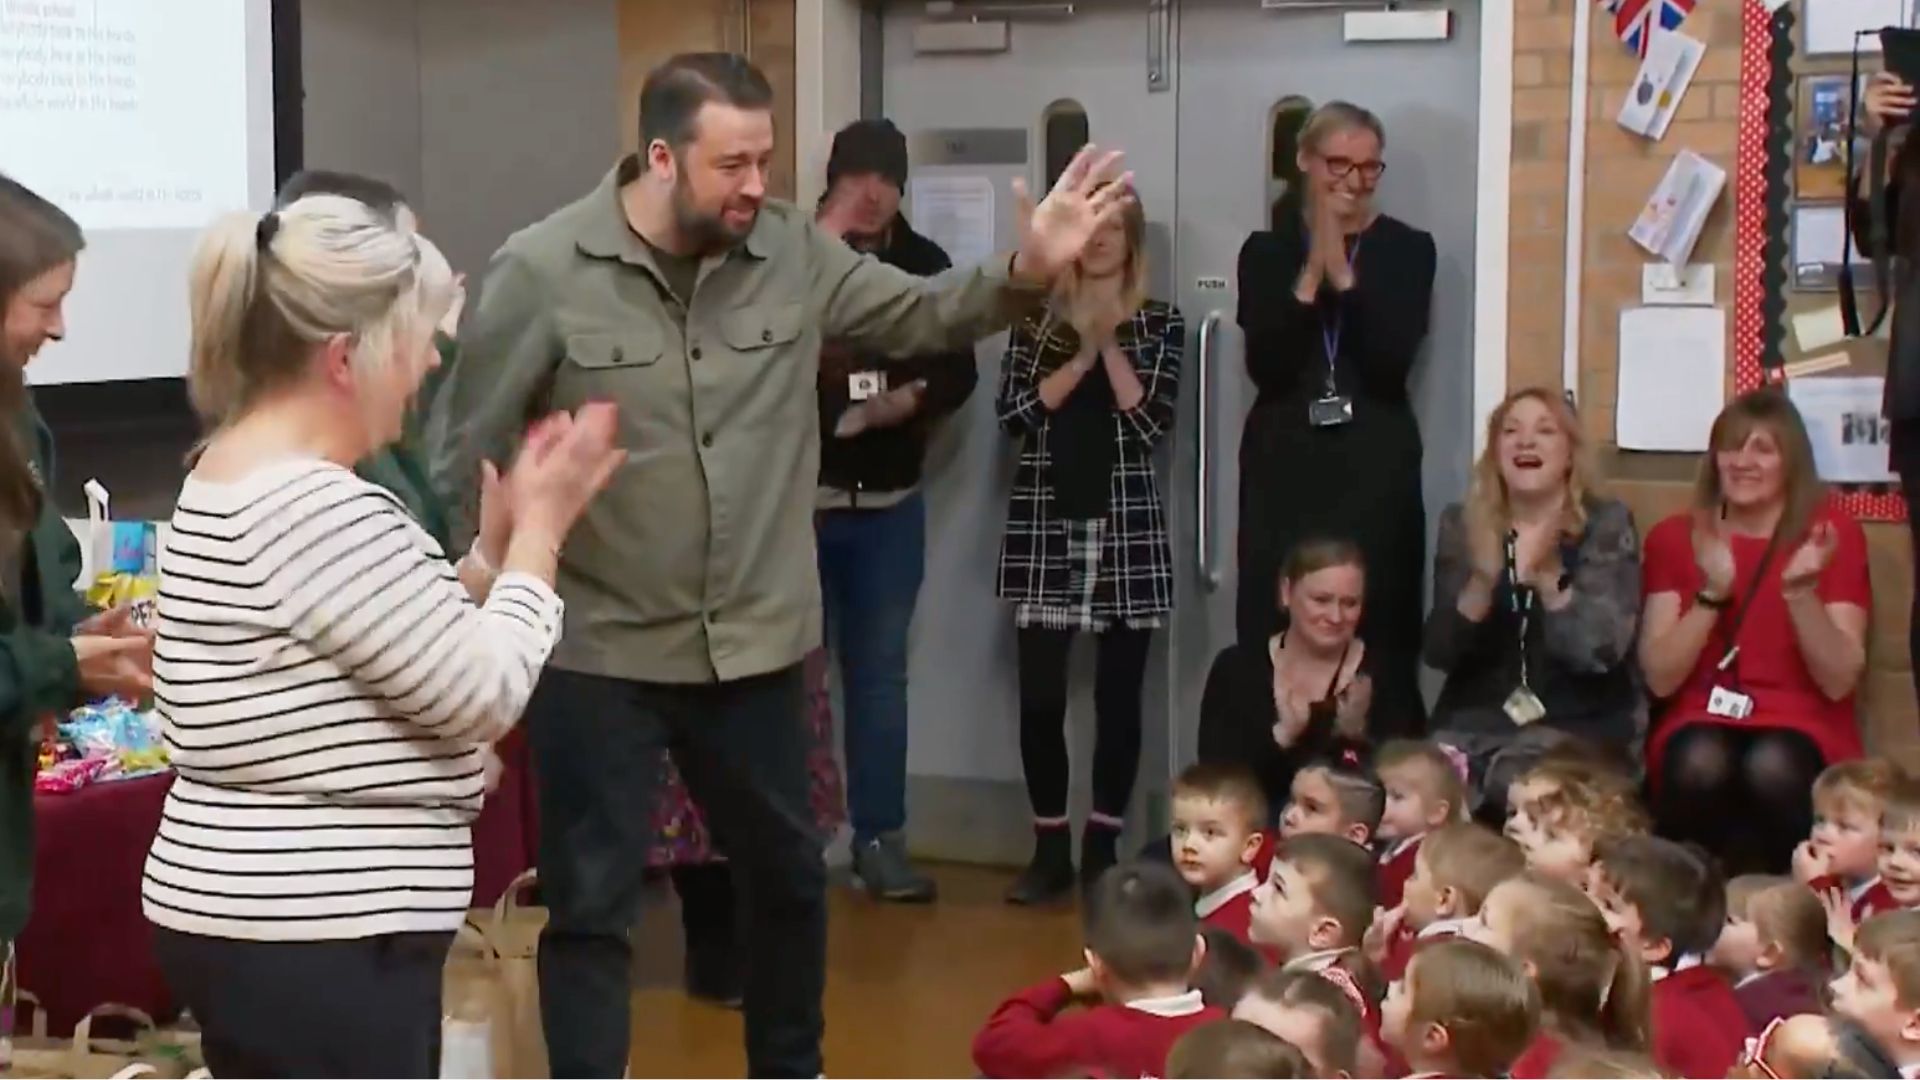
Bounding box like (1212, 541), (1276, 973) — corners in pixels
(1165, 1018), (1312, 1079)
(1731, 1013), (1902, 1080)
(1544, 1048), (1669, 1079)
(1249, 832), (1392, 1074)
(1708, 874), (1826, 1029)
(1830, 909), (1920, 1079)
(1504, 755), (1647, 885)
(1796, 758), (1903, 923)
(1588, 835), (1747, 1079)
(1172, 762), (1268, 941)
(1232, 967), (1362, 1078)
(1195, 926), (1266, 1010)
(1827, 774), (1920, 955)
(1374, 823), (1525, 981)
(1467, 872), (1650, 1078)
(1382, 938), (1539, 1079)
(1374, 740), (1469, 911)
(972, 861), (1225, 1079)
(1280, 742), (1384, 849)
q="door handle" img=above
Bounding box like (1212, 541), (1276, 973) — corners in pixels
(1196, 310), (1223, 592)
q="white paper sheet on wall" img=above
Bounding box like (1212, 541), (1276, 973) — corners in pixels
(1787, 375), (1898, 483)
(1618, 28), (1706, 140)
(1802, 0), (1906, 56)
(1616, 306), (1727, 452)
(907, 175), (997, 270)
(1629, 150), (1727, 265)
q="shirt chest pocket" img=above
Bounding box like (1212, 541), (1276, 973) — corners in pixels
(719, 303), (806, 356)
(565, 331), (663, 374)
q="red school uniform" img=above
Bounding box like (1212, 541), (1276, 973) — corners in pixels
(1382, 917), (1469, 982)
(1642, 508), (1871, 785)
(972, 979), (1224, 1079)
(1508, 1032), (1563, 1079)
(1197, 871), (1259, 943)
(1377, 834), (1422, 912)
(1735, 968), (1824, 1030)
(1650, 962), (1750, 1079)
(1808, 874), (1901, 926)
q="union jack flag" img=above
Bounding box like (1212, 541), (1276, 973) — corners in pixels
(1604, 0), (1697, 57)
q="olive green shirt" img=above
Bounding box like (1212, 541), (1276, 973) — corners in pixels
(431, 156), (1035, 684)
(355, 335), (456, 552)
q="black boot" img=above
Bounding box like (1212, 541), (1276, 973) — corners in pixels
(1081, 820), (1122, 891)
(1005, 824), (1076, 906)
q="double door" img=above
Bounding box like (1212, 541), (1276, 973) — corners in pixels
(877, 0), (1483, 857)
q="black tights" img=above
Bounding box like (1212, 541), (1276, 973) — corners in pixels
(1016, 626), (1153, 822)
(1655, 724), (1825, 877)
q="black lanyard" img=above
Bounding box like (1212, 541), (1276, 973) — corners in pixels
(1503, 531), (1536, 690)
(1714, 530), (1784, 691)
(1315, 235), (1363, 396)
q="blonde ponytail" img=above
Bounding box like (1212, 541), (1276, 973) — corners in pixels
(1502, 873), (1649, 1052)
(185, 194), (453, 431)
(1598, 935), (1651, 1052)
(186, 211), (265, 424)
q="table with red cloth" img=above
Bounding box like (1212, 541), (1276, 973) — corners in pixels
(15, 730), (539, 1035)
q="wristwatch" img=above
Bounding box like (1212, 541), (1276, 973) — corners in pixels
(1695, 590), (1732, 611)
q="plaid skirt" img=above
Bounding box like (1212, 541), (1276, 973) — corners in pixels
(646, 648), (846, 866)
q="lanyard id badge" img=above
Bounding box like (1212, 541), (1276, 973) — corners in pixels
(1309, 234), (1360, 428)
(1501, 530), (1547, 727)
(1706, 527), (1782, 722)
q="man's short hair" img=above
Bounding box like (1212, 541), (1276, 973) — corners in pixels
(1083, 861), (1200, 985)
(638, 52), (775, 150)
(274, 169), (407, 223)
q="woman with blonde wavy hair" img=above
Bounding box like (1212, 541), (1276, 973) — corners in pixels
(142, 194), (622, 1077)
(1423, 388), (1643, 819)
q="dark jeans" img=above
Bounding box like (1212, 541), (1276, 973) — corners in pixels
(528, 666), (825, 1079)
(1655, 724), (1825, 877)
(1015, 626), (1154, 820)
(818, 494), (926, 843)
(152, 927), (451, 1078)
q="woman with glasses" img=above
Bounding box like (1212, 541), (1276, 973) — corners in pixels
(1234, 101), (1437, 741)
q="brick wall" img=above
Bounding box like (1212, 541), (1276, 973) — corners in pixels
(1508, 0), (1920, 760)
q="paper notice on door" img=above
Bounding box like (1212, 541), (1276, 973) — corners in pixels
(1616, 306), (1726, 452)
(1787, 375), (1897, 483)
(907, 175), (997, 269)
(1618, 28), (1706, 140)
(1629, 150), (1727, 265)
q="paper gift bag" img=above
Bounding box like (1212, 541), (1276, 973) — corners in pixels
(442, 870), (548, 1079)
(7, 1002), (177, 1079)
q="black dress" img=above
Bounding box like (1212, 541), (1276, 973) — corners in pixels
(1195, 639), (1375, 814)
(1234, 214), (1436, 739)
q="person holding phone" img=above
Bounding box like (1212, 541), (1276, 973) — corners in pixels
(1859, 72), (1920, 714)
(1638, 389), (1870, 878)
(1233, 101), (1436, 744)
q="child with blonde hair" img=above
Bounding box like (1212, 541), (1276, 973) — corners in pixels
(1504, 755), (1647, 885)
(1826, 773), (1920, 954)
(1232, 967), (1363, 1078)
(1830, 909), (1920, 1077)
(1371, 823), (1525, 981)
(1798, 759), (1905, 928)
(1374, 740), (1469, 910)
(1709, 875), (1827, 1028)
(1465, 872), (1650, 1078)
(1381, 939), (1539, 1079)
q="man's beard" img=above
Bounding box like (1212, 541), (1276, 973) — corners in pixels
(672, 171), (755, 255)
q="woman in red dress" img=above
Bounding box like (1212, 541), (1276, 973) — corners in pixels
(1638, 389), (1872, 876)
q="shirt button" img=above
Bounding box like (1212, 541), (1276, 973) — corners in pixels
(691, 346), (703, 361)
(702, 433), (714, 448)
(761, 329), (772, 343)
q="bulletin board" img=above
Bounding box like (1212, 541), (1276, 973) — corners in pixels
(1747, 0), (1907, 521)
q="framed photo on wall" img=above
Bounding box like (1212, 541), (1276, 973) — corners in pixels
(1790, 202), (1876, 290)
(1796, 73), (1861, 199)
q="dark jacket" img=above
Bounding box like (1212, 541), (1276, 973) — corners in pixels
(817, 216), (977, 498)
(358, 335), (456, 551)
(1, 407), (90, 940)
(1851, 175), (1920, 431)
(1423, 497), (1644, 753)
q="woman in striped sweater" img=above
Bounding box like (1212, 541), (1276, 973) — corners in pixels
(142, 194), (622, 1078)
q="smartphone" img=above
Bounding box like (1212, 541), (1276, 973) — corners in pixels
(1883, 28), (1920, 93)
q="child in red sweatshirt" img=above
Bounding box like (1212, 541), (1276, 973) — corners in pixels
(973, 861), (1225, 1079)
(1381, 939), (1539, 1079)
(1825, 775), (1920, 957)
(1709, 874), (1828, 1029)
(1589, 835), (1748, 1079)
(1795, 759), (1903, 930)
(1171, 763), (1268, 945)
(1369, 822), (1524, 982)
(1373, 741), (1467, 912)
